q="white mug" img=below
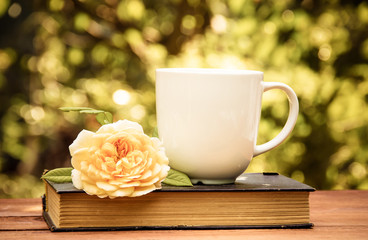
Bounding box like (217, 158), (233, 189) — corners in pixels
(156, 68), (299, 184)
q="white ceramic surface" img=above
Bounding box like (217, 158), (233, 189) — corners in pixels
(156, 68), (299, 184)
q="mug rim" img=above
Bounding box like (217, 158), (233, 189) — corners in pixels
(156, 68), (263, 75)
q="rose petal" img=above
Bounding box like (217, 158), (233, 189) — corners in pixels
(92, 133), (112, 148)
(160, 165), (170, 178)
(100, 170), (112, 180)
(71, 169), (83, 189)
(139, 176), (159, 187)
(81, 173), (99, 185)
(96, 181), (118, 192)
(110, 187), (134, 197)
(95, 123), (115, 134)
(151, 163), (161, 176)
(69, 130), (95, 155)
(83, 182), (105, 196)
(117, 182), (140, 188)
(151, 137), (162, 148)
(157, 151), (169, 164)
(113, 120), (144, 133)
(87, 164), (100, 179)
(139, 170), (152, 180)
(101, 142), (117, 156)
(97, 194), (108, 198)
(96, 120), (143, 134)
(131, 185), (156, 197)
(80, 161), (88, 172)
(71, 148), (89, 170)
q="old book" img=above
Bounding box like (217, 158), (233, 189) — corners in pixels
(42, 172), (315, 231)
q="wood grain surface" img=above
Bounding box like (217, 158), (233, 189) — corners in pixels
(1, 190), (367, 239)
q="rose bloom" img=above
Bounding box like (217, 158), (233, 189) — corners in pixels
(69, 120), (169, 198)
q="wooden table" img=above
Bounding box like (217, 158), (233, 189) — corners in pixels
(1, 190), (367, 239)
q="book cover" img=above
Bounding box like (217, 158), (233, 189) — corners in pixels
(43, 172), (315, 231)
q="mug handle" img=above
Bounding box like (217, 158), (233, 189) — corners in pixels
(253, 82), (299, 157)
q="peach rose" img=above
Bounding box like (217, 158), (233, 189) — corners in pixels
(69, 120), (169, 198)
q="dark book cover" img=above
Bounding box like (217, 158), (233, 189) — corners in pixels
(47, 172), (315, 193)
(43, 172), (315, 231)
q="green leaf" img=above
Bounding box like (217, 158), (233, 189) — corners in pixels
(104, 111), (113, 123)
(96, 111), (113, 125)
(59, 107), (113, 126)
(80, 109), (105, 114)
(163, 168), (193, 187)
(152, 127), (159, 138)
(41, 167), (73, 183)
(59, 107), (93, 112)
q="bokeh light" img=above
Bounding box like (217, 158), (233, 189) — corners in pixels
(8, 3), (21, 18)
(113, 89), (131, 105)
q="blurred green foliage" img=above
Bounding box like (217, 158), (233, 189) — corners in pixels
(0, 0), (367, 198)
